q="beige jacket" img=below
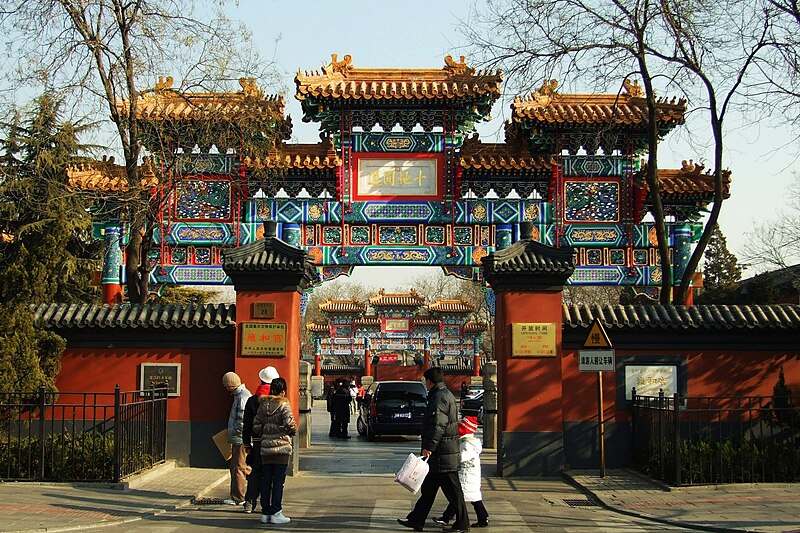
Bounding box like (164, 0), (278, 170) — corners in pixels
(252, 395), (296, 457)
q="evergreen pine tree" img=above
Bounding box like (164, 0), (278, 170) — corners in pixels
(697, 225), (742, 303)
(0, 93), (100, 393)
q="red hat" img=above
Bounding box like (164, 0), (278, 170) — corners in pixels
(458, 416), (478, 437)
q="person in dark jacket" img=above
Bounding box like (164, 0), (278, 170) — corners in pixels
(242, 366), (280, 513)
(331, 379), (352, 438)
(397, 367), (469, 532)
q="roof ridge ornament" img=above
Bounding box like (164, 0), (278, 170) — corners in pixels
(623, 78), (645, 98)
(322, 53), (354, 76)
(154, 76), (174, 90)
(533, 79), (559, 105)
(238, 77), (263, 98)
(443, 55), (475, 76)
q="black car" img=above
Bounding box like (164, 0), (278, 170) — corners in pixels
(460, 385), (484, 423)
(356, 380), (428, 441)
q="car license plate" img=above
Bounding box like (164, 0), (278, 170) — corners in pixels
(392, 412), (411, 419)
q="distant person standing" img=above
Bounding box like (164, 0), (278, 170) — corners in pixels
(331, 379), (352, 438)
(253, 377), (297, 525)
(398, 367), (469, 532)
(242, 366), (280, 513)
(349, 379), (358, 414)
(222, 371), (251, 506)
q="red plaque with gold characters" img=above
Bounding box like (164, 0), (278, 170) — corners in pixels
(240, 322), (287, 357)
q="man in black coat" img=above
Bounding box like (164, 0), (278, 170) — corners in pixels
(398, 367), (470, 532)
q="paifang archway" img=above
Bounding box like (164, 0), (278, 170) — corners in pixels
(71, 54), (724, 304)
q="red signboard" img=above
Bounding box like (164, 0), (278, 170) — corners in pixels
(378, 353), (399, 364)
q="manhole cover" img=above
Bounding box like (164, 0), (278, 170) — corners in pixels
(564, 498), (599, 507)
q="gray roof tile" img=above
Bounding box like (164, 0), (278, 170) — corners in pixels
(563, 304), (800, 330)
(32, 303), (235, 330)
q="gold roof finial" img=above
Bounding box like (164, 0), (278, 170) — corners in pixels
(238, 77), (263, 98)
(532, 79), (559, 105)
(323, 53), (353, 76)
(624, 78), (645, 98)
(443, 55), (475, 75)
(154, 76), (174, 90)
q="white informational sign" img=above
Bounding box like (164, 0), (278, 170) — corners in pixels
(625, 365), (678, 400)
(579, 349), (615, 372)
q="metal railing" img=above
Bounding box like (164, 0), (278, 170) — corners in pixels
(632, 389), (799, 486)
(0, 385), (167, 482)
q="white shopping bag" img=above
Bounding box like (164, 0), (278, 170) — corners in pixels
(394, 453), (429, 494)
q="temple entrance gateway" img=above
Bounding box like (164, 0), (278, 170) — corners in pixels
(74, 55), (725, 475)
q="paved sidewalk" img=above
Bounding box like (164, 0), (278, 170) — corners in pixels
(567, 469), (800, 533)
(0, 463), (227, 532)
(2, 406), (799, 533)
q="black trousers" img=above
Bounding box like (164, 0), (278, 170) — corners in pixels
(442, 499), (489, 525)
(406, 471), (469, 529)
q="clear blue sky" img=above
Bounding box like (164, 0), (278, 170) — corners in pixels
(229, 0), (797, 287)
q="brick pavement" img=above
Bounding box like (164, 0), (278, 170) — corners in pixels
(566, 469), (800, 533)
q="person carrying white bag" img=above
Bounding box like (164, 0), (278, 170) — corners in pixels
(397, 367), (470, 533)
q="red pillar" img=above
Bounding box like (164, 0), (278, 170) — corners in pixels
(364, 345), (372, 377)
(314, 353), (321, 377)
(473, 353), (481, 377)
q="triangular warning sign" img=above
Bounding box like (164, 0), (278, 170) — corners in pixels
(582, 318), (612, 348)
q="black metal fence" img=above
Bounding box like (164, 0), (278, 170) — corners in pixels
(0, 385), (167, 482)
(632, 389), (800, 486)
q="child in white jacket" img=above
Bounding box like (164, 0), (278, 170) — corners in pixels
(433, 415), (490, 528)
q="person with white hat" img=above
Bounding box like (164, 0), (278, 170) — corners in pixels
(242, 366), (280, 513)
(222, 371), (251, 506)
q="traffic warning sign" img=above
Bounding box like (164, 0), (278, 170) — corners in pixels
(582, 318), (612, 349)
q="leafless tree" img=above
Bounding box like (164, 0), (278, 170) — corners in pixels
(0, 0), (276, 303)
(743, 173), (800, 271)
(465, 0), (773, 304)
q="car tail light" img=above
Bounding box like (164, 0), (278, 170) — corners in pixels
(370, 403), (377, 416)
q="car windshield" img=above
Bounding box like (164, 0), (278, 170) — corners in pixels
(378, 383), (427, 403)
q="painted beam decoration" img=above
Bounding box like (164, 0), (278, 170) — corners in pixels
(78, 56), (723, 293)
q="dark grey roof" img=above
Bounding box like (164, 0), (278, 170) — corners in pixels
(222, 237), (315, 274)
(32, 303), (236, 329)
(482, 239), (575, 274)
(563, 304), (800, 330)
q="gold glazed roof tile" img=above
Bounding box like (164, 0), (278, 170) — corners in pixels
(464, 321), (487, 332)
(66, 157), (158, 191)
(638, 160), (731, 198)
(428, 298), (476, 313)
(244, 139), (341, 170)
(306, 321), (330, 332)
(119, 77), (285, 120)
(412, 318), (440, 325)
(513, 79), (686, 126)
(459, 136), (555, 171)
(319, 298), (366, 313)
(368, 288), (426, 307)
(295, 54), (503, 102)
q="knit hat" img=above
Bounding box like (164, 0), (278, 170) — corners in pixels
(259, 366), (279, 383)
(222, 371), (241, 387)
(458, 415), (478, 437)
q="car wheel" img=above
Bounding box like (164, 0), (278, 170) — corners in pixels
(356, 415), (367, 436)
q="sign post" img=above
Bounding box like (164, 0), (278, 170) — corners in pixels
(579, 318), (614, 478)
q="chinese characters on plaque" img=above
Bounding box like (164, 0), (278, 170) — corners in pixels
(240, 322), (287, 357)
(511, 323), (557, 357)
(356, 156), (439, 199)
(624, 365), (678, 399)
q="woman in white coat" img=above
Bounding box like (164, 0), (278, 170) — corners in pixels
(433, 415), (490, 528)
